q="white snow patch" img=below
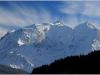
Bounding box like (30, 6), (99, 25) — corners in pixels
(11, 29), (15, 32)
(10, 64), (20, 69)
(9, 51), (14, 54)
(18, 38), (24, 46)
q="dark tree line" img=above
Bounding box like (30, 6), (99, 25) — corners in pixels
(32, 50), (100, 74)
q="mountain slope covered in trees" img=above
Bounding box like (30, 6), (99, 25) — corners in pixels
(32, 50), (100, 74)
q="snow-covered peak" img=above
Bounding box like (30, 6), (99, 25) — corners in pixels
(0, 21), (100, 73)
(24, 24), (37, 29)
(75, 21), (96, 30)
(87, 21), (96, 29)
(53, 20), (63, 26)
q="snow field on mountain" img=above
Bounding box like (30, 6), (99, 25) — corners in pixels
(0, 21), (100, 73)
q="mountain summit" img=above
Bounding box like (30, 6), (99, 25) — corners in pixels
(53, 20), (63, 26)
(0, 21), (99, 73)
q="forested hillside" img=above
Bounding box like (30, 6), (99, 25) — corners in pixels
(32, 50), (100, 74)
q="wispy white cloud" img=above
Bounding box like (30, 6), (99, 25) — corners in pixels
(60, 2), (83, 15)
(61, 15), (80, 28)
(58, 1), (100, 29)
(82, 2), (100, 17)
(0, 6), (27, 27)
(0, 2), (60, 38)
(1, 1), (100, 39)
(59, 1), (100, 17)
(0, 27), (9, 38)
(0, 2), (59, 28)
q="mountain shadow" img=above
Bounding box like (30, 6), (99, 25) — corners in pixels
(32, 50), (100, 74)
(0, 64), (29, 74)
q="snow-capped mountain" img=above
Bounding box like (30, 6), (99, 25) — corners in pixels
(0, 21), (100, 73)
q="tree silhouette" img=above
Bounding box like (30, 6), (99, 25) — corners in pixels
(32, 50), (100, 74)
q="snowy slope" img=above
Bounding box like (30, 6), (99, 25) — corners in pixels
(0, 21), (99, 73)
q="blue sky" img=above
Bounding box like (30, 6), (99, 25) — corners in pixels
(0, 1), (100, 38)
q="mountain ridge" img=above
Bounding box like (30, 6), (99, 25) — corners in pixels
(0, 21), (99, 73)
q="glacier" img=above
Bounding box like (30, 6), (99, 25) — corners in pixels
(0, 21), (100, 73)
